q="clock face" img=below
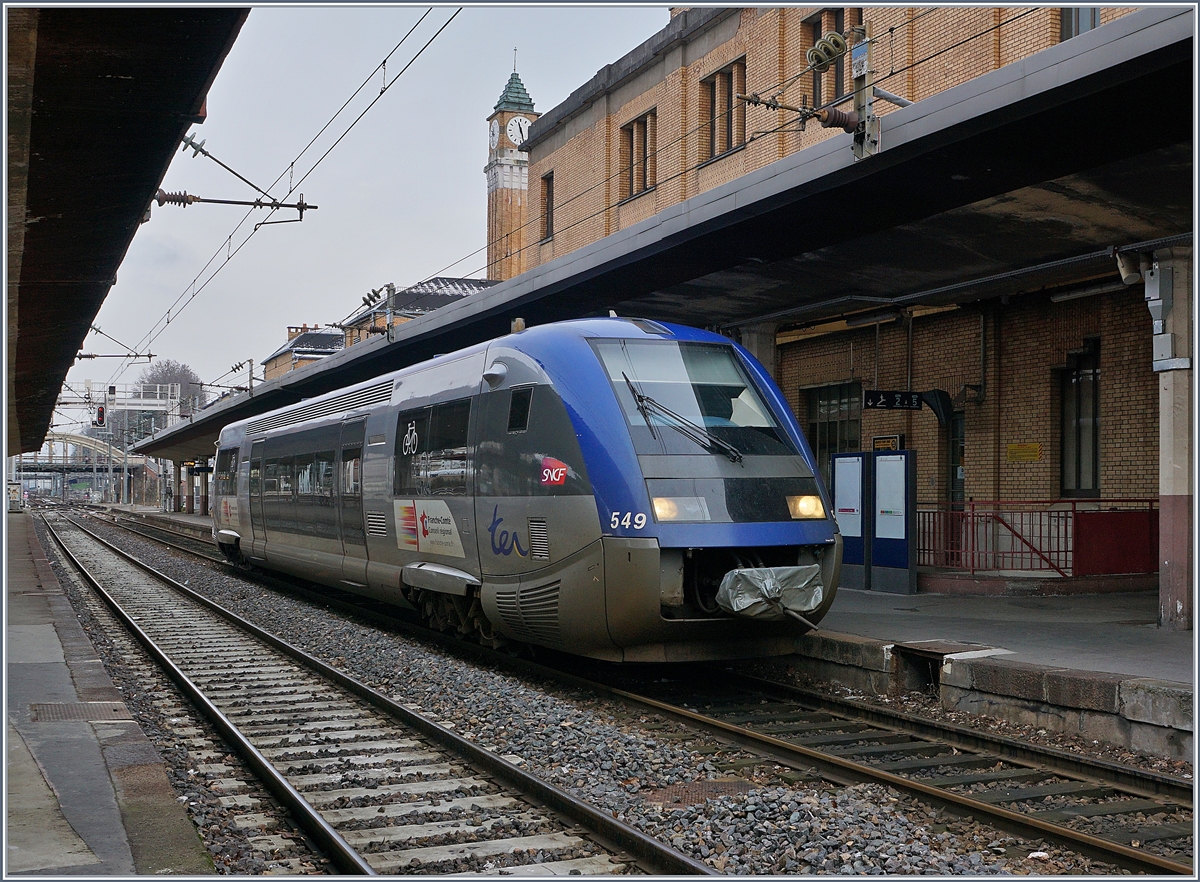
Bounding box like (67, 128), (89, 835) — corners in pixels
(489, 119), (500, 150)
(506, 115), (532, 146)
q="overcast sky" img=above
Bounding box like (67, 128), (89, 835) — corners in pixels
(62, 5), (668, 428)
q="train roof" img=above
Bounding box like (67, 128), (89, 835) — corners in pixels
(218, 318), (734, 438)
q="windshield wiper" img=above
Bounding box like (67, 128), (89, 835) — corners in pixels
(622, 372), (743, 463)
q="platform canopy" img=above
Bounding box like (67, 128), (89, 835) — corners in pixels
(135, 7), (1192, 464)
(7, 8), (248, 455)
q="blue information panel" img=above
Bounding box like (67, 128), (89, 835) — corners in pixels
(831, 450), (916, 593)
(871, 450), (916, 593)
(831, 453), (871, 590)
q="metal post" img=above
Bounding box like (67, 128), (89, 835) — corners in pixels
(851, 21), (880, 160)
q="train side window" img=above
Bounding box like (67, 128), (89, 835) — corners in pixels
(428, 399), (472, 496)
(263, 458), (280, 494)
(279, 456), (295, 500)
(295, 453), (316, 498)
(215, 448), (237, 496)
(315, 451), (335, 499)
(342, 449), (362, 496)
(394, 407), (430, 495)
(507, 387), (533, 433)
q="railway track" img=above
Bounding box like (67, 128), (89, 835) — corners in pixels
(42, 513), (711, 876)
(569, 666), (1194, 874)
(84, 507), (1194, 873)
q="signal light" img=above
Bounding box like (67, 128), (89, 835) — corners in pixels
(94, 405), (106, 427)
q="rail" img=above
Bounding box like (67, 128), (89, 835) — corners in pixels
(916, 498), (1159, 576)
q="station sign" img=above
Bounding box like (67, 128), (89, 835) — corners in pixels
(864, 390), (922, 410)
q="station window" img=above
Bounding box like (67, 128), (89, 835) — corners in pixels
(620, 111), (656, 200)
(1061, 340), (1099, 497)
(1061, 7), (1100, 40)
(807, 381), (862, 487)
(541, 172), (554, 241)
(701, 59), (746, 160)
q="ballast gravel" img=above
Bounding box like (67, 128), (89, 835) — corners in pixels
(62, 514), (1154, 874)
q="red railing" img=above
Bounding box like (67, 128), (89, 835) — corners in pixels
(917, 499), (1159, 576)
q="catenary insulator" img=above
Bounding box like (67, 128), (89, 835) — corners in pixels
(818, 107), (859, 133)
(155, 188), (196, 207)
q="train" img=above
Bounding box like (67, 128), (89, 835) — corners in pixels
(211, 317), (841, 662)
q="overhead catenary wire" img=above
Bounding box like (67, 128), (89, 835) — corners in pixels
(105, 8), (451, 386)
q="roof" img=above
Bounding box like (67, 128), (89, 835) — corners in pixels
(263, 330), (344, 364)
(346, 277), (499, 326)
(7, 8), (248, 455)
(493, 71), (535, 113)
(524, 8), (733, 151)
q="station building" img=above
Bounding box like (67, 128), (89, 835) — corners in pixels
(488, 7), (1193, 623)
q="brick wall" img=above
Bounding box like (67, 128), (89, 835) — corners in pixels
(778, 289), (1157, 505)
(524, 7), (1136, 276)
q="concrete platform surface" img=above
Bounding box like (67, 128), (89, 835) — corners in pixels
(821, 588), (1193, 685)
(5, 511), (212, 875)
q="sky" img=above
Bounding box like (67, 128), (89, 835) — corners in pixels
(61, 4), (669, 428)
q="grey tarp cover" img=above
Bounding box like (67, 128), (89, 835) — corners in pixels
(716, 565), (824, 620)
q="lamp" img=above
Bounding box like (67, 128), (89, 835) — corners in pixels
(1115, 252), (1142, 285)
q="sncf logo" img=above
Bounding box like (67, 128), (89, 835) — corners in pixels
(540, 457), (568, 486)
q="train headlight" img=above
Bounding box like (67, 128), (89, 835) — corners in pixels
(652, 496), (711, 522)
(787, 494), (826, 519)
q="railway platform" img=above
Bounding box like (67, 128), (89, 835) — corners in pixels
(6, 509), (212, 874)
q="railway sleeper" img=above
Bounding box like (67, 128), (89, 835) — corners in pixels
(829, 741), (950, 757)
(794, 730), (912, 747)
(342, 811), (549, 849)
(971, 781), (1114, 804)
(1029, 799), (1181, 822)
(876, 754), (1002, 772)
(924, 767), (1050, 788)
(1105, 823), (1194, 845)
(364, 831), (591, 873)
(321, 794), (520, 824)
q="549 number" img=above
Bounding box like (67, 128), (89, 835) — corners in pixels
(610, 511), (647, 530)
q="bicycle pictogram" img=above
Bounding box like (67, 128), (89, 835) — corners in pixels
(403, 422), (420, 455)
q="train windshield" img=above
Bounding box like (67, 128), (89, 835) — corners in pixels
(593, 340), (796, 457)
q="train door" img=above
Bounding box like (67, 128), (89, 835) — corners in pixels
(248, 439), (265, 559)
(338, 419), (368, 585)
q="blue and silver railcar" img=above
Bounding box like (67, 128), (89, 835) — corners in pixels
(212, 318), (841, 662)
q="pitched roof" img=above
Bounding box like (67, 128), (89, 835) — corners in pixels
(262, 330), (344, 365)
(493, 71), (534, 113)
(346, 277), (499, 327)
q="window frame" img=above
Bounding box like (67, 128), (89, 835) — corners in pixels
(620, 109), (657, 202)
(540, 171), (554, 241)
(701, 59), (746, 162)
(1061, 7), (1100, 40)
(1060, 340), (1100, 498)
(806, 381), (862, 488)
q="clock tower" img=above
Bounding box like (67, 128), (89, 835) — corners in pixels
(485, 70), (537, 281)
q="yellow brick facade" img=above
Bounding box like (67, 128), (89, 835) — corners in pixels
(523, 6), (1134, 273)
